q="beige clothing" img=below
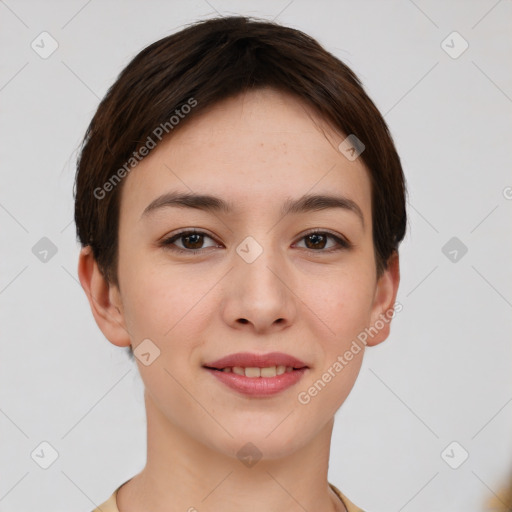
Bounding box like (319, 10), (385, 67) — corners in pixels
(91, 479), (365, 511)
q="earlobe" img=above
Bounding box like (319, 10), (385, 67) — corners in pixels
(366, 251), (401, 347)
(77, 246), (132, 348)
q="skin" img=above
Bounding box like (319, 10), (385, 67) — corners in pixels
(78, 87), (400, 512)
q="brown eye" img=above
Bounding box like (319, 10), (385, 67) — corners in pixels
(295, 230), (351, 252)
(160, 230), (219, 253)
(179, 232), (204, 249)
(304, 232), (328, 249)
(160, 228), (351, 255)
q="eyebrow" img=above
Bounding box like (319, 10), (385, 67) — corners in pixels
(140, 191), (365, 229)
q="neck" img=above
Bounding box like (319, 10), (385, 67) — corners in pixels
(116, 390), (346, 511)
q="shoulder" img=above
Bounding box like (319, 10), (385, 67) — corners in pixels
(90, 477), (134, 512)
(90, 487), (120, 512)
(92, 481), (364, 512)
(329, 482), (366, 512)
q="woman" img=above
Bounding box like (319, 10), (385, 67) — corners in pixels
(75, 15), (407, 512)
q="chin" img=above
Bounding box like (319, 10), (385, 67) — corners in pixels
(212, 426), (310, 462)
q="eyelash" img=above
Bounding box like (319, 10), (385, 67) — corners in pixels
(159, 229), (352, 255)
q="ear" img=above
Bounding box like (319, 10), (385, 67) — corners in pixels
(77, 246), (131, 348)
(366, 251), (401, 347)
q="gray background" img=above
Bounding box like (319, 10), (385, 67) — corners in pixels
(1, 1), (511, 511)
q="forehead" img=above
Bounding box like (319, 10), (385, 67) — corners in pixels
(119, 88), (372, 223)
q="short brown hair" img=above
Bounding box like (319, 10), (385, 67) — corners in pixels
(74, 15), (407, 287)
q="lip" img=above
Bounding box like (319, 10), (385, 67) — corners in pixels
(203, 351), (309, 370)
(204, 367), (308, 397)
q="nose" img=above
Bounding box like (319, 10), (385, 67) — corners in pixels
(220, 240), (297, 334)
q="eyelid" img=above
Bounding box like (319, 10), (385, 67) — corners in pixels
(159, 229), (221, 251)
(159, 228), (352, 253)
(295, 228), (352, 250)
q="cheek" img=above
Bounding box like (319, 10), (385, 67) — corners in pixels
(118, 249), (176, 339)
(294, 273), (373, 416)
(123, 278), (187, 340)
(119, 254), (216, 346)
(305, 269), (375, 341)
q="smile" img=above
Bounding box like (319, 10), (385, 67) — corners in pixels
(206, 365), (300, 378)
(203, 366), (308, 396)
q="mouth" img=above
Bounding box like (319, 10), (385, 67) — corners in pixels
(201, 352), (310, 395)
(202, 351), (309, 374)
(202, 365), (309, 396)
(203, 365), (307, 378)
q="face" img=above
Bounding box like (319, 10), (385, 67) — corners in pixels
(85, 87), (399, 460)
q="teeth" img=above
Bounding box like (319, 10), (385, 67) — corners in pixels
(222, 365), (294, 377)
